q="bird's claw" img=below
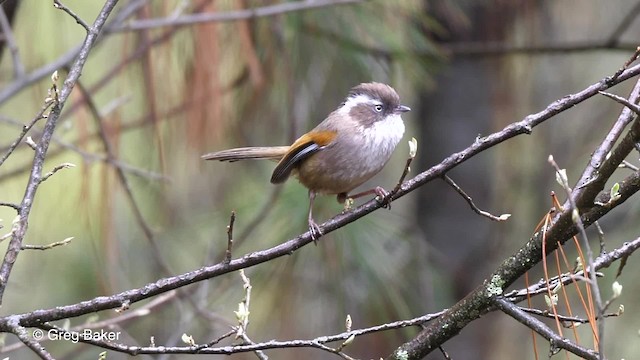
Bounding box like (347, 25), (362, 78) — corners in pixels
(309, 219), (323, 244)
(374, 186), (391, 209)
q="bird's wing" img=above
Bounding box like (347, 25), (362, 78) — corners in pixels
(270, 131), (337, 184)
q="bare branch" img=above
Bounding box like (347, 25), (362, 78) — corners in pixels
(17, 311), (443, 356)
(39, 162), (75, 183)
(504, 236), (640, 302)
(0, 291), (177, 354)
(0, 102), (53, 167)
(620, 160), (639, 171)
(442, 41), (638, 58)
(236, 186), (283, 244)
(494, 297), (600, 360)
(599, 90), (640, 114)
(442, 174), (511, 221)
(74, 80), (173, 276)
(605, 2), (640, 46)
(548, 155), (605, 358)
(519, 305), (621, 325)
(53, 0), (90, 32)
(6, 317), (53, 360)
(385, 137), (417, 205)
(0, 0), (120, 305)
(114, 0), (364, 32)
(21, 237), (73, 250)
(0, 202), (20, 211)
(0, 5), (24, 78)
(238, 333), (269, 360)
(0, 0), (147, 106)
(224, 211), (236, 265)
(389, 67), (640, 358)
(0, 114), (169, 181)
(0, 57), (637, 337)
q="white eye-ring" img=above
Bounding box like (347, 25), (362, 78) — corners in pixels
(374, 104), (383, 112)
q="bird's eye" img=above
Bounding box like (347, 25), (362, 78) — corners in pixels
(374, 104), (383, 112)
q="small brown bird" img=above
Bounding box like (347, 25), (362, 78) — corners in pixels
(202, 82), (410, 239)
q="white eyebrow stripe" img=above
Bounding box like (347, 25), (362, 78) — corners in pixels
(338, 94), (376, 115)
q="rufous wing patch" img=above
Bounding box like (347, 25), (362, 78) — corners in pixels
(270, 131), (337, 184)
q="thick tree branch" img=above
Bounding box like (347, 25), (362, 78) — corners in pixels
(388, 75), (640, 359)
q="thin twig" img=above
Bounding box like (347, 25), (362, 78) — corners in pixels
(619, 160), (639, 171)
(609, 46), (640, 83)
(503, 244), (623, 302)
(53, 0), (91, 32)
(442, 175), (510, 221)
(518, 305), (621, 325)
(550, 155), (604, 358)
(0, 102), (54, 167)
(0, 202), (20, 211)
(74, 80), (173, 276)
(224, 211), (236, 264)
(494, 297), (599, 360)
(0, 0), (147, 105)
(204, 330), (235, 348)
(598, 91), (640, 114)
(387, 139), (416, 199)
(236, 270), (252, 338)
(442, 41), (638, 58)
(605, 3), (640, 46)
(238, 333), (269, 360)
(114, 0), (363, 31)
(0, 114), (169, 182)
(438, 346), (452, 360)
(0, 5), (24, 78)
(594, 221), (606, 255)
(11, 311), (443, 356)
(236, 186), (283, 245)
(0, 291), (177, 354)
(21, 237), (73, 250)
(39, 162), (75, 183)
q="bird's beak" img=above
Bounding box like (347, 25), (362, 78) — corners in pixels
(395, 105), (411, 113)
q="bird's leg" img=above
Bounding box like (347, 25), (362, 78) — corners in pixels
(308, 190), (322, 242)
(345, 187), (391, 209)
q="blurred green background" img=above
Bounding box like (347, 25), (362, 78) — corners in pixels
(0, 1), (639, 359)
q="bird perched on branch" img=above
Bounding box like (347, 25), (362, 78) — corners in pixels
(202, 82), (410, 240)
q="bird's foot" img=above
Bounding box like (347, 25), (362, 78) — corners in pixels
(374, 186), (391, 209)
(309, 219), (323, 244)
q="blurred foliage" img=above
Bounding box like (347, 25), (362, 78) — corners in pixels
(0, 1), (640, 359)
(0, 1), (439, 359)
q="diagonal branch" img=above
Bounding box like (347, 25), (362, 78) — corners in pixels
(74, 80), (173, 276)
(0, 0), (146, 106)
(5, 317), (53, 360)
(388, 76), (640, 359)
(0, 58), (637, 339)
(0, 4), (24, 78)
(53, 0), (90, 32)
(493, 298), (599, 360)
